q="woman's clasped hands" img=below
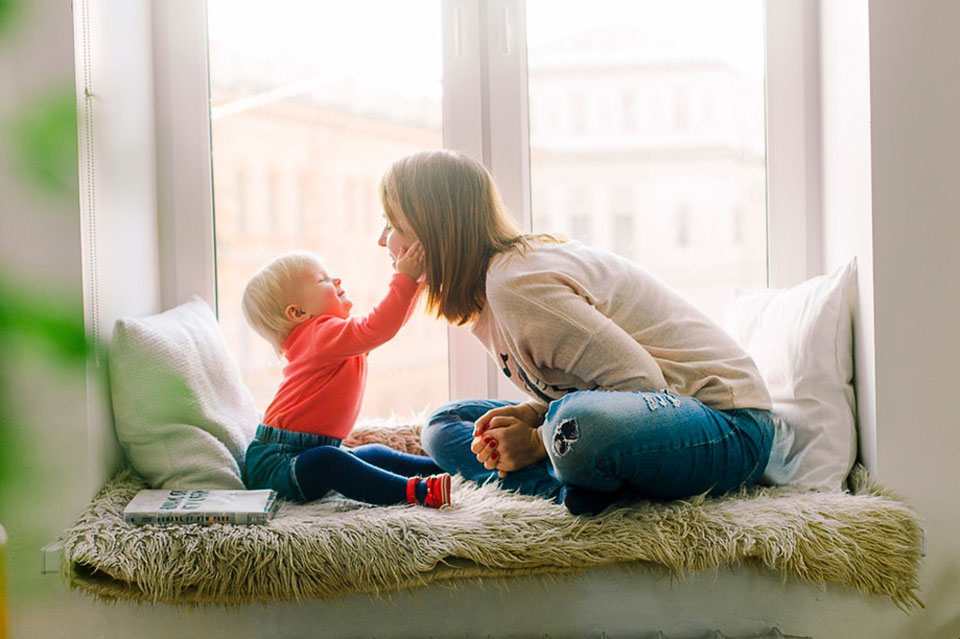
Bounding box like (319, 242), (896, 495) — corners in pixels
(471, 403), (548, 478)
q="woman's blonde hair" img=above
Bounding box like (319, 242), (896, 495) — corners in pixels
(380, 150), (556, 325)
(241, 251), (322, 356)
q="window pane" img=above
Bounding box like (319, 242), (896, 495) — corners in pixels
(207, 0), (447, 419)
(527, 0), (767, 320)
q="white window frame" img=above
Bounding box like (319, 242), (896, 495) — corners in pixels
(764, 0), (823, 288)
(440, 0), (490, 401)
(154, 0), (821, 402)
(152, 0), (217, 312)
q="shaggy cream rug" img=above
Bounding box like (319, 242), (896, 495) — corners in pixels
(61, 421), (924, 610)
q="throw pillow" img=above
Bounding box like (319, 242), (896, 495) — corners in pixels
(108, 296), (259, 489)
(724, 259), (858, 491)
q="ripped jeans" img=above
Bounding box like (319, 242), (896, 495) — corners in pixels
(422, 390), (774, 502)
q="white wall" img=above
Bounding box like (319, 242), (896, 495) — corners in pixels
(821, 0), (960, 636)
(152, 0), (217, 312)
(866, 0), (960, 634)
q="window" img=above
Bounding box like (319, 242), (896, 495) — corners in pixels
(207, 0), (448, 419)
(154, 0), (815, 404)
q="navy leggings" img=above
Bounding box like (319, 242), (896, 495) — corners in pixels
(295, 443), (442, 505)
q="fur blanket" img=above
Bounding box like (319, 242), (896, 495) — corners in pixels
(60, 421), (924, 609)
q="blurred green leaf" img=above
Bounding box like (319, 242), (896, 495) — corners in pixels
(7, 88), (78, 196)
(0, 0), (23, 34)
(0, 274), (90, 515)
(0, 276), (89, 363)
(0, 398), (27, 504)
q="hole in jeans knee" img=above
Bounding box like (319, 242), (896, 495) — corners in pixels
(551, 418), (580, 458)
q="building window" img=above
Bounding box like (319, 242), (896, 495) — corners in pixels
(621, 91), (637, 133)
(296, 175), (308, 236)
(733, 205), (744, 244)
(265, 172), (280, 231)
(673, 86), (690, 130)
(235, 169), (247, 234)
(676, 205), (691, 248)
(344, 176), (356, 231)
(532, 188), (552, 234)
(611, 185), (635, 258)
(567, 187), (592, 244)
(612, 214), (635, 258)
(570, 93), (586, 136)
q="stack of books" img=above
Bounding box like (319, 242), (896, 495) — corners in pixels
(123, 489), (279, 526)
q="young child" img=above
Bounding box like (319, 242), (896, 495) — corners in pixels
(241, 243), (451, 508)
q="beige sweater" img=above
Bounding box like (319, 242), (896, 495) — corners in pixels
(471, 240), (772, 414)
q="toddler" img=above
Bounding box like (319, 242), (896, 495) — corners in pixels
(241, 243), (451, 508)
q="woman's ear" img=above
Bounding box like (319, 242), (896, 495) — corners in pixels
(285, 304), (308, 323)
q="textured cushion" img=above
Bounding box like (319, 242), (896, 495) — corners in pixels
(724, 260), (858, 491)
(108, 296), (258, 489)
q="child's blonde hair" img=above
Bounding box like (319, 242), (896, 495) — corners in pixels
(242, 251), (323, 355)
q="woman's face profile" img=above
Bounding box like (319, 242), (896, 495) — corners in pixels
(377, 205), (418, 259)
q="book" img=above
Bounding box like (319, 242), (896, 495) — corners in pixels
(123, 489), (279, 526)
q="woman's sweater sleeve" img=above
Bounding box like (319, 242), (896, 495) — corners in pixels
(495, 274), (667, 393)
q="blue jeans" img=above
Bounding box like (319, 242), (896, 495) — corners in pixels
(422, 390), (774, 502)
(245, 424), (442, 504)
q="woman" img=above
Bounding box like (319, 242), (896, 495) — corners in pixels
(377, 149), (778, 515)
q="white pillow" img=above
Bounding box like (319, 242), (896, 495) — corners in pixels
(108, 296), (259, 489)
(724, 259), (858, 492)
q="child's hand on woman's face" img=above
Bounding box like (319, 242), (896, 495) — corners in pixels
(394, 241), (425, 281)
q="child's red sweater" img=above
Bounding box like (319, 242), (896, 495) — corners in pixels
(262, 273), (419, 439)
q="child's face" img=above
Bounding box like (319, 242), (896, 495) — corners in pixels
(293, 264), (352, 320)
(378, 205), (419, 259)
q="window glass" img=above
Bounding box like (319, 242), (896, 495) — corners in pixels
(527, 0), (767, 320)
(207, 0), (447, 419)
